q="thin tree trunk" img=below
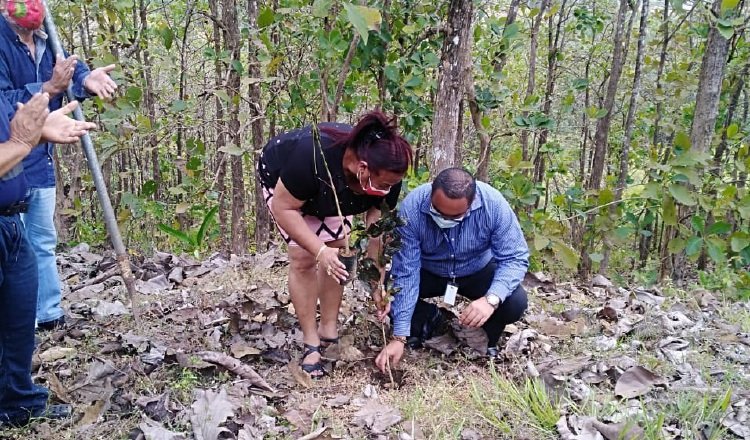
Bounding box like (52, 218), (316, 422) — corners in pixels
(248, 0), (271, 250)
(430, 0), (473, 175)
(210, 1), (229, 249)
(579, 0), (631, 277)
(520, 0), (548, 162)
(601, 0), (649, 274)
(222, 0), (247, 255)
(138, 0), (160, 200)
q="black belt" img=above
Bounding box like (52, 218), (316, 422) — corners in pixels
(0, 202), (28, 216)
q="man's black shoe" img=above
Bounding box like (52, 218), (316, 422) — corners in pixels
(406, 336), (422, 349)
(37, 316), (65, 332)
(1, 404), (72, 428)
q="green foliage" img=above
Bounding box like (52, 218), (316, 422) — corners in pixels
(157, 206), (219, 257)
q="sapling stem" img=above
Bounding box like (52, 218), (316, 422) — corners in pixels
(311, 124), (350, 254)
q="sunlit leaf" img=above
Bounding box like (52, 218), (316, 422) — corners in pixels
(312, 0), (333, 17)
(551, 240), (579, 270)
(685, 236), (703, 257)
(343, 3), (382, 45)
(705, 237), (726, 264)
(668, 184), (696, 206)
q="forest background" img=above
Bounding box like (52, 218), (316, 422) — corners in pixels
(47, 0), (750, 297)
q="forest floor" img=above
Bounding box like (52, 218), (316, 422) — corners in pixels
(1, 246), (749, 440)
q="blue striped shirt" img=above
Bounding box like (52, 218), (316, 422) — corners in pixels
(390, 181), (529, 337)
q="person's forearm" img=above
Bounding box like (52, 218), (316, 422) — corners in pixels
(0, 140), (31, 176)
(272, 208), (325, 255)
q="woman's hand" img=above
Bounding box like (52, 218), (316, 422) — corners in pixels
(372, 285), (391, 322)
(317, 246), (348, 282)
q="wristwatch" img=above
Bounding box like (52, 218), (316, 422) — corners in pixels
(485, 293), (501, 308)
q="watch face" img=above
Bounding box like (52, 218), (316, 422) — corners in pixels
(487, 295), (500, 306)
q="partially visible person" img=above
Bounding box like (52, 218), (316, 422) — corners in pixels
(258, 111), (413, 378)
(375, 168), (529, 372)
(0, 90), (95, 428)
(0, 0), (117, 330)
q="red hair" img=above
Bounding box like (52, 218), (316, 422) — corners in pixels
(321, 110), (413, 174)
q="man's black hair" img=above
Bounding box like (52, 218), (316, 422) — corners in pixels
(432, 167), (476, 202)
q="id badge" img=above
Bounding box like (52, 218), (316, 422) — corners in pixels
(443, 282), (458, 306)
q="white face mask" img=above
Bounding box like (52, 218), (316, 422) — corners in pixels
(429, 205), (464, 229)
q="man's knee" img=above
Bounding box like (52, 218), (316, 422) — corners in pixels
(500, 285), (528, 324)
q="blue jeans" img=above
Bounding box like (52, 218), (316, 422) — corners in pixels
(0, 215), (49, 425)
(20, 187), (63, 324)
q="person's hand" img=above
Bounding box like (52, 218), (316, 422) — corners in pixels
(42, 101), (97, 144)
(459, 297), (495, 328)
(43, 55), (78, 95)
(10, 93), (50, 149)
(375, 340), (405, 373)
(372, 286), (391, 322)
(84, 64), (117, 98)
(317, 246), (347, 282)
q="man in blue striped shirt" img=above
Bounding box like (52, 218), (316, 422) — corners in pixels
(375, 168), (529, 372)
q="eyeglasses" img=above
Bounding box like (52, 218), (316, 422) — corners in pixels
(429, 203), (466, 221)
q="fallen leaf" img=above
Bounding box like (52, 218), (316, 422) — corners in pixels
(288, 362), (314, 389)
(297, 426), (330, 440)
(230, 342), (262, 358)
(452, 321), (489, 354)
(139, 417), (186, 440)
(92, 300), (129, 317)
(592, 274), (613, 287)
(326, 394), (351, 408)
(39, 346), (76, 363)
(591, 419), (645, 440)
(423, 333), (458, 355)
(353, 401), (401, 434)
(190, 388), (235, 440)
(323, 335), (364, 362)
(597, 306), (618, 322)
(47, 371), (72, 403)
(615, 366), (667, 399)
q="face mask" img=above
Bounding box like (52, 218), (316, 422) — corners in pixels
(358, 169), (390, 196)
(429, 205), (464, 229)
(7, 0), (45, 30)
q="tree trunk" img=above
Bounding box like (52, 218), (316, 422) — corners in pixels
(586, 0), (630, 191)
(534, 0), (568, 187)
(222, 0), (247, 255)
(520, 0), (548, 162)
(248, 0), (271, 251)
(669, 0), (738, 280)
(430, 0), (473, 175)
(579, 0), (630, 277)
(210, 0), (229, 249)
(138, 0), (160, 199)
(601, 0), (649, 274)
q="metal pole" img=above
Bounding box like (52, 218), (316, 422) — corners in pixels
(42, 1), (139, 322)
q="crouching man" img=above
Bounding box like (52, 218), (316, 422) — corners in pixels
(375, 168), (529, 372)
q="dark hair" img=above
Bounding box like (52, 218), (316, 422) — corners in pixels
(320, 110), (413, 174)
(432, 168), (476, 202)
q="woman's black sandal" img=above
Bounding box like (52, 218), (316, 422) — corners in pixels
(300, 343), (327, 378)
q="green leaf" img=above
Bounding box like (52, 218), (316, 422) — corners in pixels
(312, 0), (333, 17)
(705, 237), (726, 264)
(218, 145), (246, 156)
(668, 183), (697, 206)
(717, 23), (734, 40)
(589, 252), (604, 263)
(258, 7), (274, 27)
(158, 223), (196, 246)
(662, 195), (677, 226)
(721, 0), (740, 12)
(141, 180), (157, 196)
(534, 235), (550, 251)
(730, 232), (750, 252)
(642, 182), (662, 199)
(668, 238), (686, 254)
(551, 240), (579, 270)
(502, 22), (520, 40)
(685, 236), (703, 257)
(343, 3), (382, 45)
(481, 116), (491, 130)
(674, 131), (691, 150)
(726, 123), (739, 138)
(707, 221), (731, 236)
(196, 206), (219, 246)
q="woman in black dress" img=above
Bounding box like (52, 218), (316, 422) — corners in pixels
(257, 111), (413, 377)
